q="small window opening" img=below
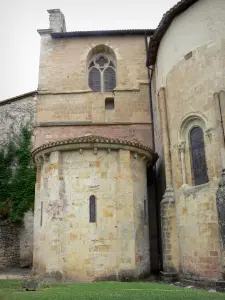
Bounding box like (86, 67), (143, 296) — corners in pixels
(184, 51), (192, 61)
(40, 201), (43, 226)
(105, 97), (114, 110)
(144, 199), (147, 225)
(89, 195), (96, 222)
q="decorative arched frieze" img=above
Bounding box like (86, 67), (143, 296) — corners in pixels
(32, 135), (158, 167)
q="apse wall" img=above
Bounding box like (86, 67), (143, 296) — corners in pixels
(155, 0), (225, 280)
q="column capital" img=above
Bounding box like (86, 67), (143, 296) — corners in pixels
(178, 140), (186, 153)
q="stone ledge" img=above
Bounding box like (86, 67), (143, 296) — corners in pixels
(178, 181), (215, 197)
(160, 271), (178, 282)
(37, 29), (53, 36)
(35, 121), (152, 127)
(181, 278), (225, 291)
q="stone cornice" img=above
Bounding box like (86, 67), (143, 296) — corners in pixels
(35, 121), (152, 127)
(37, 82), (148, 95)
(37, 29), (53, 36)
(32, 135), (158, 166)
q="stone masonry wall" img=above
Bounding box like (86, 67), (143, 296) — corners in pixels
(19, 210), (34, 267)
(35, 34), (152, 150)
(0, 94), (36, 267)
(33, 148), (150, 281)
(38, 35), (148, 93)
(160, 200), (178, 273)
(155, 0), (225, 280)
(0, 221), (20, 268)
(0, 95), (36, 147)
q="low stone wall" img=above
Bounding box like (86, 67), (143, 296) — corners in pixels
(0, 93), (36, 268)
(0, 221), (20, 268)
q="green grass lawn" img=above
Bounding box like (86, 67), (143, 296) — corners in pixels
(0, 280), (224, 300)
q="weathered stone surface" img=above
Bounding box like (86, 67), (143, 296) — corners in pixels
(216, 170), (225, 249)
(20, 211), (34, 268)
(154, 0), (225, 281)
(118, 269), (138, 282)
(0, 221), (20, 268)
(161, 189), (179, 273)
(0, 94), (36, 267)
(21, 276), (41, 291)
(33, 148), (150, 281)
(3, 0), (225, 283)
(32, 14), (155, 281)
(216, 169), (225, 274)
(0, 95), (36, 147)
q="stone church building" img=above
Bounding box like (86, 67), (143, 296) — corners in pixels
(0, 0), (225, 283)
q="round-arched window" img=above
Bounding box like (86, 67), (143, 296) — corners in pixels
(189, 126), (208, 186)
(88, 54), (116, 92)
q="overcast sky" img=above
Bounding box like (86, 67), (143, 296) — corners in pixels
(0, 0), (178, 100)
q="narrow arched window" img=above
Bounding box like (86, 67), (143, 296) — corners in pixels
(104, 67), (116, 92)
(88, 54), (116, 92)
(89, 195), (96, 222)
(88, 67), (101, 92)
(190, 127), (208, 186)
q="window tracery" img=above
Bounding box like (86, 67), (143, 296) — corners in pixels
(88, 54), (116, 92)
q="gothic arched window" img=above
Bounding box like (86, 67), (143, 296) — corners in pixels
(88, 54), (116, 92)
(89, 195), (96, 223)
(190, 126), (208, 186)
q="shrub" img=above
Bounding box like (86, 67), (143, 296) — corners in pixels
(0, 124), (36, 224)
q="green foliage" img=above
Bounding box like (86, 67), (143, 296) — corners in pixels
(0, 124), (36, 224)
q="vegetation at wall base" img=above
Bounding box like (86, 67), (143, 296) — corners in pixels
(0, 124), (36, 225)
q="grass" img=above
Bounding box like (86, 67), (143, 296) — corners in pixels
(0, 280), (224, 300)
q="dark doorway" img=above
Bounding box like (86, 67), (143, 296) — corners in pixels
(147, 165), (164, 274)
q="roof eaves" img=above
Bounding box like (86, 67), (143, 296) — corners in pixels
(147, 0), (199, 66)
(0, 91), (37, 106)
(51, 29), (155, 38)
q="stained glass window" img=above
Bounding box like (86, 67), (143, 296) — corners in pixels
(89, 195), (96, 223)
(96, 55), (108, 67)
(104, 67), (116, 92)
(88, 54), (116, 92)
(190, 127), (208, 186)
(88, 68), (101, 92)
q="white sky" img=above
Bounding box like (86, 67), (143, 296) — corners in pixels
(0, 0), (178, 100)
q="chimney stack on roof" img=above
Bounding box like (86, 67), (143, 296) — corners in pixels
(47, 9), (66, 33)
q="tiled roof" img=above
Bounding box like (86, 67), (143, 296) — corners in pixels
(32, 135), (159, 164)
(0, 91), (37, 106)
(51, 29), (154, 38)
